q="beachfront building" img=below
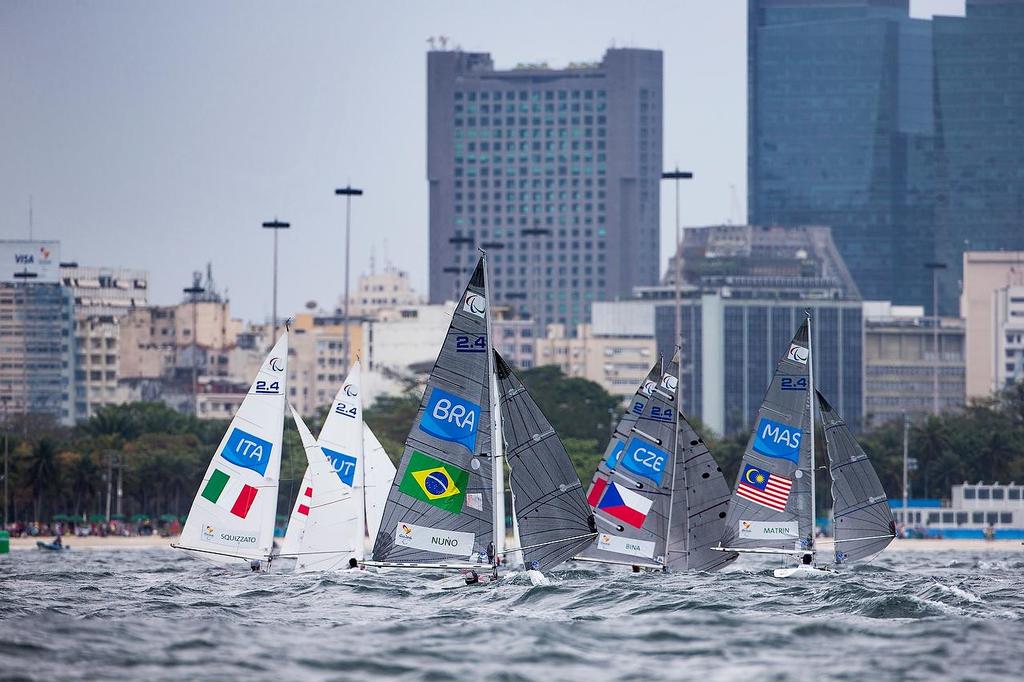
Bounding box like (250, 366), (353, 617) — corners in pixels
(961, 251), (1024, 399)
(891, 483), (1024, 540)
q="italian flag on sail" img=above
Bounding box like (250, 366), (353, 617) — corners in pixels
(201, 469), (259, 519)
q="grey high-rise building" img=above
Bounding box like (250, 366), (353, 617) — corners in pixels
(427, 48), (663, 332)
(748, 0), (1024, 316)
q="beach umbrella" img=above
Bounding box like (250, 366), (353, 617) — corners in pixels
(110, 513), (126, 521)
(158, 514), (177, 523)
(130, 514), (149, 523)
(52, 514), (70, 522)
(88, 514), (106, 523)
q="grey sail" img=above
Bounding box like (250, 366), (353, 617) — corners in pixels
(818, 391), (895, 564)
(578, 356), (679, 568)
(494, 352), (595, 570)
(720, 321), (814, 552)
(371, 257), (495, 565)
(666, 410), (737, 571)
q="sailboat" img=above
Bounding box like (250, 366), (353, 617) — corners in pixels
(715, 314), (894, 578)
(281, 362), (397, 572)
(368, 254), (595, 580)
(173, 330), (289, 569)
(576, 351), (736, 571)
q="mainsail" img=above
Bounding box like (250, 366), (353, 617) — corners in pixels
(578, 356), (680, 569)
(720, 321), (814, 553)
(818, 391), (895, 564)
(371, 257), (495, 566)
(494, 351), (595, 570)
(290, 406), (361, 572)
(177, 332), (289, 564)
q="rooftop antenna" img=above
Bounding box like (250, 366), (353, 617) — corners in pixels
(439, 35), (449, 49)
(427, 36), (436, 50)
(370, 243), (377, 276)
(729, 184), (742, 226)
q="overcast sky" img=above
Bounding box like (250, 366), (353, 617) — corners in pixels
(0, 0), (964, 323)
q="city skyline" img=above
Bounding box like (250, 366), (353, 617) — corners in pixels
(1, 1), (752, 323)
(0, 1), (968, 323)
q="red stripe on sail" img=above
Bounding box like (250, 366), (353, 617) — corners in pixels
(230, 484), (259, 518)
(737, 482), (788, 512)
(304, 486), (313, 498)
(297, 504), (310, 516)
(587, 477), (608, 507)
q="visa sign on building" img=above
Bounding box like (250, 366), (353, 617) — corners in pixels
(1, 240), (61, 283)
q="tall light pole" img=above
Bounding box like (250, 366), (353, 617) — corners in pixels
(902, 413), (909, 530)
(661, 169), (694, 394)
(334, 186), (363, 377)
(1, 395), (9, 529)
(925, 261), (947, 415)
(14, 269), (38, 433)
(262, 220), (290, 341)
(183, 278), (205, 417)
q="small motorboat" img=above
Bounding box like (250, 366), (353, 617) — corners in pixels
(36, 540), (70, 551)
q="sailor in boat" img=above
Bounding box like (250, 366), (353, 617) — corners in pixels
(52, 534), (63, 549)
(801, 554), (812, 566)
(249, 559), (262, 573)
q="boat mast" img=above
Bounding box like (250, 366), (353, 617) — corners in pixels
(663, 346), (683, 571)
(482, 252), (506, 561)
(806, 310), (816, 554)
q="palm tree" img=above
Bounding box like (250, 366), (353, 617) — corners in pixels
(24, 439), (59, 521)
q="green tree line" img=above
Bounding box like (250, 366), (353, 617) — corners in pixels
(4, 370), (1024, 523)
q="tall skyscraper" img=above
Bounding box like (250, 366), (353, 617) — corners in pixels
(748, 0), (1024, 316)
(427, 48), (663, 332)
(932, 2), (1024, 279)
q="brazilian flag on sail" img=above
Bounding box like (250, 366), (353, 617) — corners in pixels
(398, 451), (470, 513)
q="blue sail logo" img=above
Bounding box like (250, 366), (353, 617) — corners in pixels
(752, 417), (801, 464)
(419, 387), (480, 452)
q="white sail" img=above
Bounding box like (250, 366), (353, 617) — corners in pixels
(279, 465), (312, 557)
(362, 422), (396, 543)
(290, 405), (362, 572)
(177, 332), (289, 565)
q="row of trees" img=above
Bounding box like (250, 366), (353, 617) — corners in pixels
(4, 371), (1024, 522)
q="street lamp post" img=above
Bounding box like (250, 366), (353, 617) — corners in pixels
(661, 169), (694, 392)
(334, 187), (363, 377)
(13, 268), (37, 432)
(183, 280), (205, 417)
(925, 262), (947, 415)
(262, 220), (291, 341)
(1, 395), (9, 529)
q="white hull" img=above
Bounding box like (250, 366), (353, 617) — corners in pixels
(773, 564), (834, 579)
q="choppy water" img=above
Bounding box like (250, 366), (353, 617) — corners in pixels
(1, 548), (1022, 681)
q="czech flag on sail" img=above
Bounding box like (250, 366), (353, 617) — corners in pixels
(595, 481), (653, 528)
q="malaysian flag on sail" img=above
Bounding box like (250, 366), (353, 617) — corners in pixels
(736, 464), (792, 512)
